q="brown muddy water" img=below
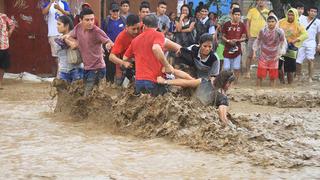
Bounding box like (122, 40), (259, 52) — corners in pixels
(1, 80), (320, 179)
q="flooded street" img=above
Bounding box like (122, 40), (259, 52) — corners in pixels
(1, 80), (320, 179)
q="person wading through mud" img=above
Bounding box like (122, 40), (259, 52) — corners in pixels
(63, 8), (114, 96)
(278, 8), (308, 84)
(253, 15), (287, 87)
(108, 14), (140, 84)
(157, 71), (236, 126)
(55, 15), (84, 83)
(123, 14), (194, 96)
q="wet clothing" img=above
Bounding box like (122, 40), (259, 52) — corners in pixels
(253, 18), (287, 70)
(279, 57), (296, 73)
(194, 78), (228, 107)
(135, 80), (167, 96)
(257, 67), (278, 80)
(124, 28), (165, 83)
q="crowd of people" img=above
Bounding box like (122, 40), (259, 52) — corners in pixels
(1, 0), (320, 126)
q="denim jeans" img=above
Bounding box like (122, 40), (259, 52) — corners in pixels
(59, 68), (84, 83)
(135, 80), (167, 96)
(84, 68), (106, 95)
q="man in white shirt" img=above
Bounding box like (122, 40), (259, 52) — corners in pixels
(296, 6), (320, 82)
(42, 0), (70, 75)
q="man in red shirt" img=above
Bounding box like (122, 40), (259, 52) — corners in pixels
(109, 14), (140, 83)
(123, 14), (174, 96)
(222, 8), (247, 82)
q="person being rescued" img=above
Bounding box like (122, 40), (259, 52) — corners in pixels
(157, 71), (236, 127)
(175, 33), (220, 78)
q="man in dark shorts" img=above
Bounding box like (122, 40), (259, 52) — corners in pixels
(0, 13), (15, 89)
(157, 71), (235, 126)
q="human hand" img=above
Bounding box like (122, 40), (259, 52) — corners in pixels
(54, 4), (61, 10)
(164, 64), (174, 74)
(122, 61), (132, 69)
(105, 42), (114, 51)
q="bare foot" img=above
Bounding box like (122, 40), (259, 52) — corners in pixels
(157, 76), (166, 84)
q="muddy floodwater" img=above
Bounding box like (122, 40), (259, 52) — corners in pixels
(1, 79), (320, 179)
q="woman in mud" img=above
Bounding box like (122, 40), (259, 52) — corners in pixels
(176, 33), (220, 78)
(157, 71), (235, 126)
(55, 15), (83, 83)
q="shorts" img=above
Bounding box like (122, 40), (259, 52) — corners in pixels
(257, 67), (278, 80)
(59, 68), (84, 83)
(296, 46), (316, 64)
(83, 68), (106, 93)
(48, 36), (59, 57)
(224, 55), (241, 70)
(246, 37), (256, 58)
(279, 57), (296, 73)
(135, 80), (167, 96)
(0, 49), (10, 70)
(216, 43), (225, 61)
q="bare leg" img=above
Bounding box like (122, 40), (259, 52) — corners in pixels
(220, 60), (224, 72)
(234, 70), (241, 84)
(256, 78), (262, 87)
(295, 63), (302, 81)
(287, 72), (294, 84)
(0, 68), (4, 89)
(157, 76), (201, 88)
(270, 79), (276, 87)
(308, 60), (314, 82)
(245, 57), (252, 78)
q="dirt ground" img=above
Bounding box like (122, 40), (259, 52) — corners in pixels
(1, 60), (320, 170)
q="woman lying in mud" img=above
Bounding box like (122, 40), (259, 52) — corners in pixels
(157, 71), (235, 126)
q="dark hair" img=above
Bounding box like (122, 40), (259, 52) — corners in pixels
(308, 6), (318, 12)
(58, 15), (74, 30)
(199, 33), (213, 45)
(80, 8), (94, 19)
(126, 14), (140, 26)
(140, 2), (150, 11)
(232, 8), (241, 14)
(120, 0), (130, 6)
(200, 5), (209, 11)
(214, 71), (235, 89)
(143, 14), (158, 28)
(158, 0), (167, 7)
(268, 10), (276, 16)
(295, 2), (304, 8)
(230, 2), (240, 9)
(180, 4), (192, 19)
(267, 15), (277, 21)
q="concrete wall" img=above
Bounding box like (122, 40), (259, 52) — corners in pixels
(0, 0), (5, 13)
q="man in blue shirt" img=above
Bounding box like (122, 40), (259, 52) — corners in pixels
(102, 3), (126, 85)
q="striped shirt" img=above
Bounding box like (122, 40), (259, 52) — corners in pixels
(0, 14), (15, 50)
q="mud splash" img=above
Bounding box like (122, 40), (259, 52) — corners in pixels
(54, 81), (320, 168)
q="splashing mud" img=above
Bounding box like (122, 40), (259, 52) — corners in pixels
(54, 80), (320, 169)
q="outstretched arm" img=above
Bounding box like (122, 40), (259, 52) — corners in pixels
(157, 76), (201, 88)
